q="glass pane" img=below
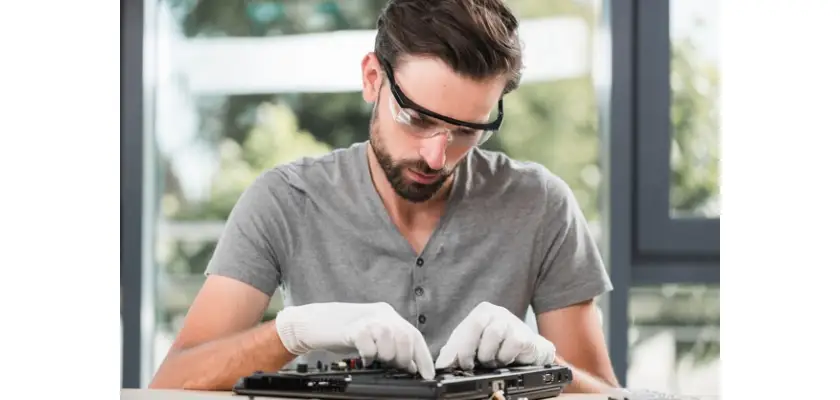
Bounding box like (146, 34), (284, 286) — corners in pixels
(627, 284), (720, 396)
(148, 0), (604, 377)
(669, 0), (720, 218)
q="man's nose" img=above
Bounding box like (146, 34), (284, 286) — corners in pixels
(418, 132), (449, 171)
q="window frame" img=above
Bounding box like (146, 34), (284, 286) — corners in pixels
(634, 0), (720, 258)
(123, 0), (160, 388)
(602, 0), (720, 386)
(121, 0), (144, 388)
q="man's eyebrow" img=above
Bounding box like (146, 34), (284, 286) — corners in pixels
(424, 113), (483, 132)
(409, 105), (483, 130)
(414, 112), (443, 124)
(455, 126), (478, 132)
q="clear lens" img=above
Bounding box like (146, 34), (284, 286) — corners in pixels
(477, 130), (494, 145)
(388, 96), (493, 147)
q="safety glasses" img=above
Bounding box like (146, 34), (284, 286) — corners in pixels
(379, 56), (504, 146)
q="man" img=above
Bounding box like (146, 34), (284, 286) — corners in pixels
(150, 0), (621, 394)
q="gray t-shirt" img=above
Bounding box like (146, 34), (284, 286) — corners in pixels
(206, 141), (612, 362)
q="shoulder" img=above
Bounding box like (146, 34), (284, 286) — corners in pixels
(270, 144), (357, 184)
(254, 142), (366, 200)
(465, 148), (575, 208)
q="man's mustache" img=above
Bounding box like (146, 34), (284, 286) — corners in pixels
(402, 160), (445, 175)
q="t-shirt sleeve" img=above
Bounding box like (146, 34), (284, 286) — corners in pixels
(204, 170), (294, 297)
(531, 171), (613, 315)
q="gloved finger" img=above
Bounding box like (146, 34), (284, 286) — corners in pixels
(517, 335), (556, 366)
(539, 339), (558, 365)
(370, 322), (397, 363)
(513, 347), (538, 366)
(455, 314), (491, 370)
(412, 330), (436, 380)
(393, 324), (415, 372)
(455, 333), (478, 370)
(351, 324), (378, 366)
(435, 343), (457, 370)
(496, 329), (527, 366)
(476, 319), (508, 365)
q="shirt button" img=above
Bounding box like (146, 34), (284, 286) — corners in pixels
(418, 314), (427, 324)
(416, 258), (424, 267)
(414, 286), (424, 296)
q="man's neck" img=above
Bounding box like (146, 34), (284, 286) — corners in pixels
(365, 144), (452, 226)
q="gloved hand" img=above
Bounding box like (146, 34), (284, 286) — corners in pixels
(275, 301), (435, 380)
(435, 302), (557, 370)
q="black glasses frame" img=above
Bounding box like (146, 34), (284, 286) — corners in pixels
(379, 57), (505, 132)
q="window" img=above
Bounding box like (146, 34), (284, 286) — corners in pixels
(145, 0), (606, 381)
(669, 0), (720, 219)
(634, 0), (720, 257)
(601, 0), (720, 392)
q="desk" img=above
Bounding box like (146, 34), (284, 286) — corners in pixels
(121, 390), (606, 399)
(121, 389), (717, 400)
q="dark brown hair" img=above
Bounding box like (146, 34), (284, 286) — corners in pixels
(374, 0), (523, 94)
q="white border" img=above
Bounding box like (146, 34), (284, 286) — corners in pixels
(2, 1), (840, 398)
(0, 0), (119, 398)
(722, 0), (840, 399)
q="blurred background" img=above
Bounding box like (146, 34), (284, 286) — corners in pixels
(121, 0), (719, 396)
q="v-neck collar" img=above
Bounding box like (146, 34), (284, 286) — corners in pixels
(356, 141), (468, 258)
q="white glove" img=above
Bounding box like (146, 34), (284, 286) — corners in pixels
(275, 301), (435, 380)
(435, 302), (557, 370)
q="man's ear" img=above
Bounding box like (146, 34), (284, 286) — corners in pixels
(361, 52), (383, 104)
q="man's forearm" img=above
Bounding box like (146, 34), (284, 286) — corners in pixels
(149, 321), (297, 391)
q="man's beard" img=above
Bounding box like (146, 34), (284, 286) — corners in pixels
(369, 106), (456, 203)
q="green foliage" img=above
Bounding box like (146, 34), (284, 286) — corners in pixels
(499, 77), (600, 221)
(164, 103), (331, 221)
(168, 0), (389, 37)
(163, 240), (216, 276)
(278, 92), (374, 149)
(670, 36), (721, 217)
(677, 337), (720, 366)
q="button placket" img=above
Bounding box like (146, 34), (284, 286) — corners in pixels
(412, 255), (428, 330)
